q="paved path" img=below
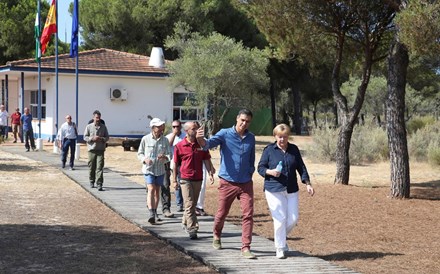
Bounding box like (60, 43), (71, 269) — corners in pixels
(1, 144), (358, 274)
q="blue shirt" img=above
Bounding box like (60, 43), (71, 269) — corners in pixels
(204, 126), (255, 183)
(258, 142), (310, 193)
(20, 113), (33, 131)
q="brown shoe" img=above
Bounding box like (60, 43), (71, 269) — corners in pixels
(163, 211), (174, 218)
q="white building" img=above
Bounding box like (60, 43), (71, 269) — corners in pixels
(0, 48), (202, 140)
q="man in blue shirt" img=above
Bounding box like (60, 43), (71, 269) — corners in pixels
(196, 109), (256, 259)
(20, 107), (36, 152)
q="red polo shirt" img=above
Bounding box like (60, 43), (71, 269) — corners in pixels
(174, 138), (211, 181)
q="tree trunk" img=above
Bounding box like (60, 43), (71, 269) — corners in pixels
(334, 115), (353, 185)
(270, 78), (277, 128)
(386, 39), (410, 199)
(292, 83), (302, 135)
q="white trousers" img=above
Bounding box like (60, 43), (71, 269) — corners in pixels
(196, 165), (207, 209)
(265, 190), (299, 249)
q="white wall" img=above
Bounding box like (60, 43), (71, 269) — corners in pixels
(42, 73), (174, 138)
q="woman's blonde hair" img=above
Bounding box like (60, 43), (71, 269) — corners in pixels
(273, 123), (291, 136)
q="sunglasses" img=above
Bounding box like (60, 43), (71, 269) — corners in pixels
(172, 125), (180, 128)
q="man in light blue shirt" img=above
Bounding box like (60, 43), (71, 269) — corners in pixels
(196, 109), (256, 259)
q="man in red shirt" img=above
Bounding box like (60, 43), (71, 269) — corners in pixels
(10, 108), (21, 143)
(172, 121), (214, 240)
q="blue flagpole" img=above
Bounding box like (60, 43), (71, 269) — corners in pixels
(37, 0), (41, 139)
(55, 0), (59, 142)
(69, 0), (79, 130)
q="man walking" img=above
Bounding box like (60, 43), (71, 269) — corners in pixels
(196, 109), (256, 259)
(57, 115), (78, 170)
(83, 110), (109, 191)
(173, 121), (214, 239)
(10, 108), (21, 143)
(0, 105), (9, 141)
(20, 107), (36, 152)
(166, 119), (186, 212)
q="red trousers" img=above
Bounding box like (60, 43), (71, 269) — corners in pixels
(213, 178), (254, 251)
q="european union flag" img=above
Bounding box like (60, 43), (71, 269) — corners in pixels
(69, 0), (79, 58)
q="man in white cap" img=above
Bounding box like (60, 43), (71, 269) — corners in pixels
(137, 118), (172, 223)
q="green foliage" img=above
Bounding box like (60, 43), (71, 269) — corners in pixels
(0, 0), (49, 64)
(308, 123), (389, 164)
(406, 116), (436, 135)
(78, 0), (265, 56)
(396, 0), (440, 58)
(165, 25), (269, 132)
(408, 121), (440, 162)
(427, 142), (440, 166)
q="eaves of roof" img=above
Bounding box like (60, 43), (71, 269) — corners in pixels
(0, 48), (170, 77)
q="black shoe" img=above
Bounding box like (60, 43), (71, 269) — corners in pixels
(148, 215), (155, 224)
(90, 182), (95, 188)
(155, 215), (162, 222)
(178, 207), (184, 212)
(189, 230), (198, 240)
(62, 163), (66, 169)
(26, 149), (29, 152)
(97, 185), (103, 191)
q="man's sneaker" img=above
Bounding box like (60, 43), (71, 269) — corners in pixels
(90, 182), (95, 188)
(189, 231), (198, 240)
(212, 238), (222, 250)
(97, 185), (104, 191)
(163, 211), (174, 218)
(155, 214), (162, 222)
(276, 248), (286, 259)
(196, 208), (206, 216)
(241, 249), (256, 259)
(148, 215), (155, 224)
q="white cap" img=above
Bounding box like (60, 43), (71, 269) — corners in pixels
(150, 118), (165, 127)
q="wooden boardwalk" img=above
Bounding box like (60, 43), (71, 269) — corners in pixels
(1, 144), (358, 273)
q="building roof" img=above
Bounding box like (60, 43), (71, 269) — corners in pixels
(0, 48), (169, 77)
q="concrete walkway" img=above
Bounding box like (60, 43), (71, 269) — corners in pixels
(1, 144), (358, 273)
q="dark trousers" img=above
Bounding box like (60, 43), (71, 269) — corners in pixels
(23, 129), (36, 150)
(88, 150), (105, 185)
(61, 138), (76, 167)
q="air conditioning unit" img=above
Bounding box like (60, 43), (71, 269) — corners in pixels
(110, 88), (127, 101)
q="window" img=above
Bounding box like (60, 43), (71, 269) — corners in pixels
(173, 93), (203, 121)
(30, 90), (46, 119)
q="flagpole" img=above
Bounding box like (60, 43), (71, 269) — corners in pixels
(37, 0), (42, 139)
(55, 0), (59, 142)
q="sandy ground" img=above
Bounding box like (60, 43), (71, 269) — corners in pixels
(1, 135), (439, 273)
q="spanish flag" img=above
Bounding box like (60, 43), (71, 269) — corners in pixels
(40, 0), (57, 54)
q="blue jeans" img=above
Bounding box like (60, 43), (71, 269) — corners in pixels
(61, 138), (76, 167)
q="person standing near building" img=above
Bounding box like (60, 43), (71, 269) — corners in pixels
(173, 121), (214, 239)
(20, 107), (36, 152)
(0, 105), (9, 141)
(257, 124), (315, 259)
(57, 115), (78, 170)
(196, 108), (257, 259)
(10, 108), (21, 143)
(83, 110), (109, 191)
(166, 119), (186, 212)
(138, 118), (171, 224)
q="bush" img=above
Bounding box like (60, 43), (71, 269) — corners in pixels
(428, 142), (440, 166)
(306, 126), (337, 162)
(407, 116), (436, 134)
(408, 122), (440, 162)
(308, 123), (388, 164)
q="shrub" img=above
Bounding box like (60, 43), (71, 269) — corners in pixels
(407, 116), (436, 134)
(408, 122), (440, 161)
(308, 123), (388, 164)
(428, 142), (440, 166)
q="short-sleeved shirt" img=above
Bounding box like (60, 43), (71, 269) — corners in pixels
(20, 113), (33, 131)
(174, 138), (211, 181)
(11, 112), (21, 125)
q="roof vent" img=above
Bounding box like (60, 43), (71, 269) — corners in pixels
(149, 47), (165, 68)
